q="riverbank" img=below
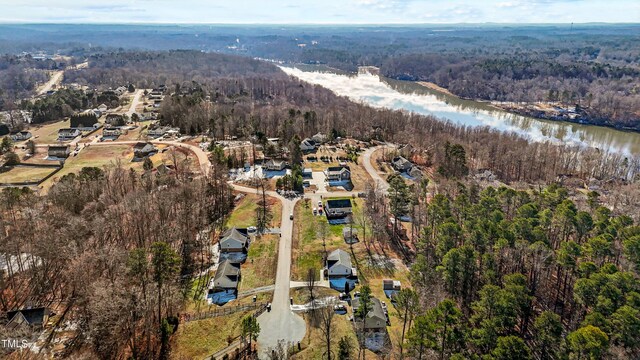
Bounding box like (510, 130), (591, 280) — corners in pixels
(415, 81), (640, 134)
(416, 81), (456, 97)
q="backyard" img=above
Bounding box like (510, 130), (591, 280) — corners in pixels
(0, 165), (58, 184)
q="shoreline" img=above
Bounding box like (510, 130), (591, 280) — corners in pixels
(414, 81), (640, 134)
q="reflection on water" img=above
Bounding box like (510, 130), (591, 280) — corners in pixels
(281, 65), (640, 156)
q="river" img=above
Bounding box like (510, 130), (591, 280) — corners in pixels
(280, 65), (640, 156)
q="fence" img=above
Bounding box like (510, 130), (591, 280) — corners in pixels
(0, 164), (63, 187)
(183, 302), (268, 322)
(204, 303), (269, 360)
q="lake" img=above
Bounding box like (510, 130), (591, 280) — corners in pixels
(281, 65), (640, 156)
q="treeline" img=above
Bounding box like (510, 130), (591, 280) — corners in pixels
(381, 54), (640, 129)
(63, 50), (282, 90)
(0, 165), (233, 358)
(378, 183), (640, 359)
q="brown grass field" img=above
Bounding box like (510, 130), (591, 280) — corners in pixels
(0, 166), (57, 184)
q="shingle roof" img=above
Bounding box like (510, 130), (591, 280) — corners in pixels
(326, 199), (352, 209)
(352, 297), (386, 323)
(6, 307), (50, 327)
(327, 249), (352, 269)
(213, 260), (240, 289)
(220, 228), (249, 247)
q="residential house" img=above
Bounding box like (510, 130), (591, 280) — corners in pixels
(300, 138), (316, 152)
(147, 126), (180, 138)
(9, 131), (32, 141)
(325, 198), (353, 217)
(392, 156), (413, 172)
(133, 142), (157, 159)
(218, 228), (249, 253)
(48, 145), (70, 159)
(325, 166), (351, 181)
(114, 86), (128, 96)
(70, 112), (100, 131)
(6, 307), (52, 330)
(102, 128), (124, 139)
(105, 114), (126, 127)
(326, 249), (354, 277)
(398, 143), (414, 158)
(57, 128), (81, 141)
(212, 260), (241, 291)
(264, 159), (286, 171)
(351, 297), (388, 330)
(408, 166), (423, 180)
(311, 132), (328, 144)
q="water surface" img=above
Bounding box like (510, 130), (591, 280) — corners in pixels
(281, 65), (640, 156)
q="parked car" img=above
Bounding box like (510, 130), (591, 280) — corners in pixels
(289, 213), (294, 220)
(312, 207), (317, 215)
(339, 292), (351, 301)
(267, 303), (272, 312)
(334, 304), (347, 313)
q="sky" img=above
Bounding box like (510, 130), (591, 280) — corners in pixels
(0, 0), (638, 24)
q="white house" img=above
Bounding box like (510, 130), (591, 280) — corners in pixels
(264, 159), (286, 171)
(325, 166), (351, 181)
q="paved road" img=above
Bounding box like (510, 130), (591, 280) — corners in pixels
(125, 89), (145, 117)
(230, 184), (306, 357)
(361, 144), (393, 193)
(35, 62), (88, 96)
(36, 70), (63, 95)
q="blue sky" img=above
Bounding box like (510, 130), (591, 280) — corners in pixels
(0, 0), (638, 23)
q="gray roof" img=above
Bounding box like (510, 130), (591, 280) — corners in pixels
(327, 249), (352, 269)
(220, 228), (248, 247)
(392, 156), (412, 169)
(352, 297), (386, 328)
(213, 260), (240, 289)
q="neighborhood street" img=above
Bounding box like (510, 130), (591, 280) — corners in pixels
(361, 144), (392, 193)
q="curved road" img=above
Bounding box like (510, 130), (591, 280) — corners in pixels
(41, 138), (390, 357)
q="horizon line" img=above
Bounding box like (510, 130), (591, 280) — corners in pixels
(1, 21), (639, 26)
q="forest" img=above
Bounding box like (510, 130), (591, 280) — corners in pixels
(0, 164), (233, 359)
(60, 50), (640, 186)
(0, 55), (59, 110)
(373, 180), (640, 359)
